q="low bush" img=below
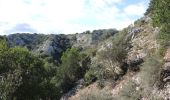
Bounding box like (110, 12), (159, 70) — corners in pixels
(157, 24), (170, 56)
(94, 29), (129, 87)
(140, 55), (162, 88)
(84, 70), (96, 86)
(115, 81), (141, 100)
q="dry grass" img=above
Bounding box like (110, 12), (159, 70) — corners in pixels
(69, 82), (113, 100)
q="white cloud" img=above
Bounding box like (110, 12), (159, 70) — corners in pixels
(123, 3), (146, 16)
(0, 0), (149, 35)
(4, 23), (37, 33)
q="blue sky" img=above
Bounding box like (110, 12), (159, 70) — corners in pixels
(0, 0), (150, 34)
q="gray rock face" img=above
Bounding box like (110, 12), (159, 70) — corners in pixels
(36, 34), (71, 60)
(73, 33), (92, 47)
(7, 33), (32, 46)
(38, 40), (54, 55)
(128, 28), (143, 40)
(73, 29), (118, 48)
(127, 19), (159, 63)
(6, 33), (71, 61)
(7, 33), (48, 50)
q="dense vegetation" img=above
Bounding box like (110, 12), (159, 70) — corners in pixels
(0, 38), (89, 99)
(53, 48), (90, 96)
(83, 28), (130, 87)
(146, 0), (170, 55)
(0, 39), (46, 99)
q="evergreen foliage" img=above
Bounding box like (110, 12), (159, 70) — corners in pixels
(0, 40), (46, 99)
(147, 0), (170, 55)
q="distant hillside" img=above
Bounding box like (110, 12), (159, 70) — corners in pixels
(5, 29), (118, 61)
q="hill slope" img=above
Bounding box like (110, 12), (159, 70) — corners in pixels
(66, 16), (170, 100)
(5, 29), (118, 61)
(0, 0), (169, 99)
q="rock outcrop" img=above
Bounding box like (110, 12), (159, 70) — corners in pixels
(127, 16), (159, 67)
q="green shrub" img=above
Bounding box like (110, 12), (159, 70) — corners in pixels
(54, 48), (90, 94)
(158, 46), (167, 57)
(115, 81), (141, 100)
(148, 0), (170, 27)
(147, 0), (170, 55)
(95, 29), (129, 83)
(140, 55), (162, 88)
(157, 24), (170, 55)
(115, 79), (164, 100)
(115, 54), (163, 100)
(0, 40), (62, 100)
(0, 40), (48, 100)
(84, 70), (96, 86)
(82, 48), (97, 57)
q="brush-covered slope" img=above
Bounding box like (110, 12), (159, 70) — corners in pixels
(67, 9), (170, 100)
(65, 0), (170, 99)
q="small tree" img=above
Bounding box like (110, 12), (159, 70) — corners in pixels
(96, 31), (129, 80)
(55, 48), (90, 93)
(0, 40), (47, 100)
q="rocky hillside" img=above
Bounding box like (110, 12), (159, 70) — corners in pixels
(3, 15), (169, 100)
(5, 29), (118, 61)
(64, 15), (170, 100)
(1, 17), (169, 100)
(0, 0), (169, 99)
